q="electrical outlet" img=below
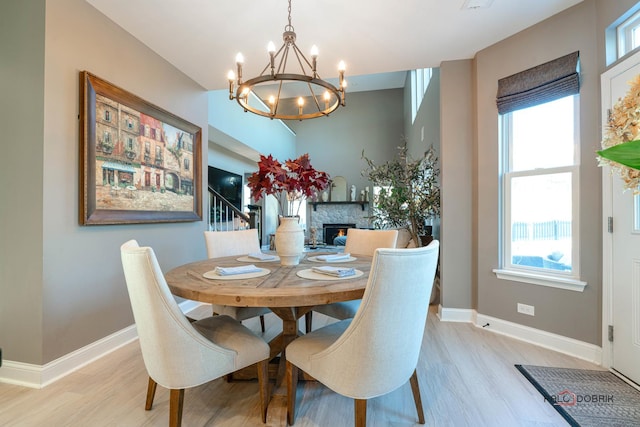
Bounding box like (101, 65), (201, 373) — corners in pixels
(517, 303), (535, 316)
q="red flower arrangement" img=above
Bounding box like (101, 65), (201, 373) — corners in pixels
(247, 154), (330, 216)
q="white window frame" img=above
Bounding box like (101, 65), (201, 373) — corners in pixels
(617, 9), (640, 59)
(411, 68), (432, 123)
(493, 95), (586, 292)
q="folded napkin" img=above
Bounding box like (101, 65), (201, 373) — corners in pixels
(316, 253), (351, 262)
(311, 266), (356, 277)
(247, 252), (278, 261)
(214, 264), (262, 276)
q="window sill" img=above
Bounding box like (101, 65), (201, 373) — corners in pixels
(493, 269), (587, 292)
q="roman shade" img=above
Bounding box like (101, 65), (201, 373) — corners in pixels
(496, 51), (580, 115)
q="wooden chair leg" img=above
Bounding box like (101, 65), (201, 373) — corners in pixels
(286, 361), (299, 425)
(145, 377), (157, 410)
(260, 315), (266, 333)
(355, 399), (367, 427)
(409, 370), (426, 424)
(169, 388), (185, 427)
(257, 359), (270, 423)
(305, 312), (312, 333)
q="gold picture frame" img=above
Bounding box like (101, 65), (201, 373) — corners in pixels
(79, 71), (202, 225)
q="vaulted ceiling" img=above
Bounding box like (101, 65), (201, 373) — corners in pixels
(86, 0), (583, 92)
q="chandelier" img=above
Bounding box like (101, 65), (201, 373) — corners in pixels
(227, 0), (346, 121)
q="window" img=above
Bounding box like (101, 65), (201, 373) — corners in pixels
(497, 95), (583, 289)
(184, 158), (190, 170)
(617, 9), (640, 58)
(411, 68), (432, 123)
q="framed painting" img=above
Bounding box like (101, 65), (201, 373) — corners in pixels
(79, 71), (202, 225)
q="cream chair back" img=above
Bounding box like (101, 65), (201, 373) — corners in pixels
(204, 229), (261, 258)
(308, 241), (439, 399)
(344, 229), (399, 256)
(120, 240), (237, 389)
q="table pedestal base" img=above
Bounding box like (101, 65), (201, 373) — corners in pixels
(229, 305), (315, 385)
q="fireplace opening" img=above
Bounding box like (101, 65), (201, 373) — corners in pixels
(323, 223), (356, 245)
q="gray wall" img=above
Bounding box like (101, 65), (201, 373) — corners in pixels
(0, 0), (46, 365)
(290, 89), (404, 193)
(1, 0), (210, 365)
(474, 0), (602, 344)
(208, 90), (296, 163)
(404, 69), (441, 160)
(439, 60), (475, 310)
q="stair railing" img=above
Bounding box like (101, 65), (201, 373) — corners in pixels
(208, 185), (257, 231)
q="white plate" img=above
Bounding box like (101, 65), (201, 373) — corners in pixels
(296, 268), (364, 281)
(308, 255), (357, 263)
(236, 255), (280, 263)
(203, 268), (270, 280)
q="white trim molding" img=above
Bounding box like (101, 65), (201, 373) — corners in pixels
(437, 305), (476, 322)
(0, 325), (138, 389)
(0, 300), (204, 389)
(493, 268), (587, 292)
(437, 306), (602, 364)
(475, 312), (602, 364)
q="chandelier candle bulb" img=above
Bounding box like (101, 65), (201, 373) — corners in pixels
(227, 70), (235, 99)
(269, 95), (276, 115)
(268, 42), (276, 74)
(311, 45), (318, 76)
(235, 53), (244, 83)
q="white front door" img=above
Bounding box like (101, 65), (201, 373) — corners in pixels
(602, 51), (640, 386)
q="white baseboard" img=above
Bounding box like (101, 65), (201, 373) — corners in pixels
(0, 300), (204, 389)
(0, 325), (138, 389)
(437, 307), (602, 365)
(437, 305), (476, 322)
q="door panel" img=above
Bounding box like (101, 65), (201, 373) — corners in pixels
(602, 55), (640, 385)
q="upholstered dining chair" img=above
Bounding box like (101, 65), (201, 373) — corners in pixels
(305, 228), (399, 332)
(204, 229), (270, 332)
(120, 240), (270, 427)
(286, 241), (439, 426)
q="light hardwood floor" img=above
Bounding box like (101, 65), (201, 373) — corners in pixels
(0, 305), (601, 426)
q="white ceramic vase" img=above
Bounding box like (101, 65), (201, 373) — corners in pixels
(275, 216), (304, 266)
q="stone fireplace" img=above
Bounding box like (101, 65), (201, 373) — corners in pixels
(308, 202), (370, 244)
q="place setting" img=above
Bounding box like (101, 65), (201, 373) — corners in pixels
(203, 264), (271, 280)
(236, 252), (280, 263)
(296, 265), (364, 281)
(307, 252), (357, 263)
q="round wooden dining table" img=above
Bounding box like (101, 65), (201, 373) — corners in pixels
(164, 253), (372, 364)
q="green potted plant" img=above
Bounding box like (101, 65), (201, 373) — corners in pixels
(362, 143), (440, 247)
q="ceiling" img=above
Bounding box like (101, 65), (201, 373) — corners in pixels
(86, 0), (583, 93)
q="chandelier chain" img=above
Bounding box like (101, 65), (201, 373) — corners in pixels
(286, 0), (293, 32)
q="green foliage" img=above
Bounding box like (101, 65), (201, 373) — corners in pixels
(362, 143), (440, 247)
(597, 139), (640, 171)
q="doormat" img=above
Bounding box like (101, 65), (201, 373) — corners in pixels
(515, 365), (640, 426)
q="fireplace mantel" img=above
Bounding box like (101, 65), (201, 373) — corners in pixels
(309, 201), (369, 211)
